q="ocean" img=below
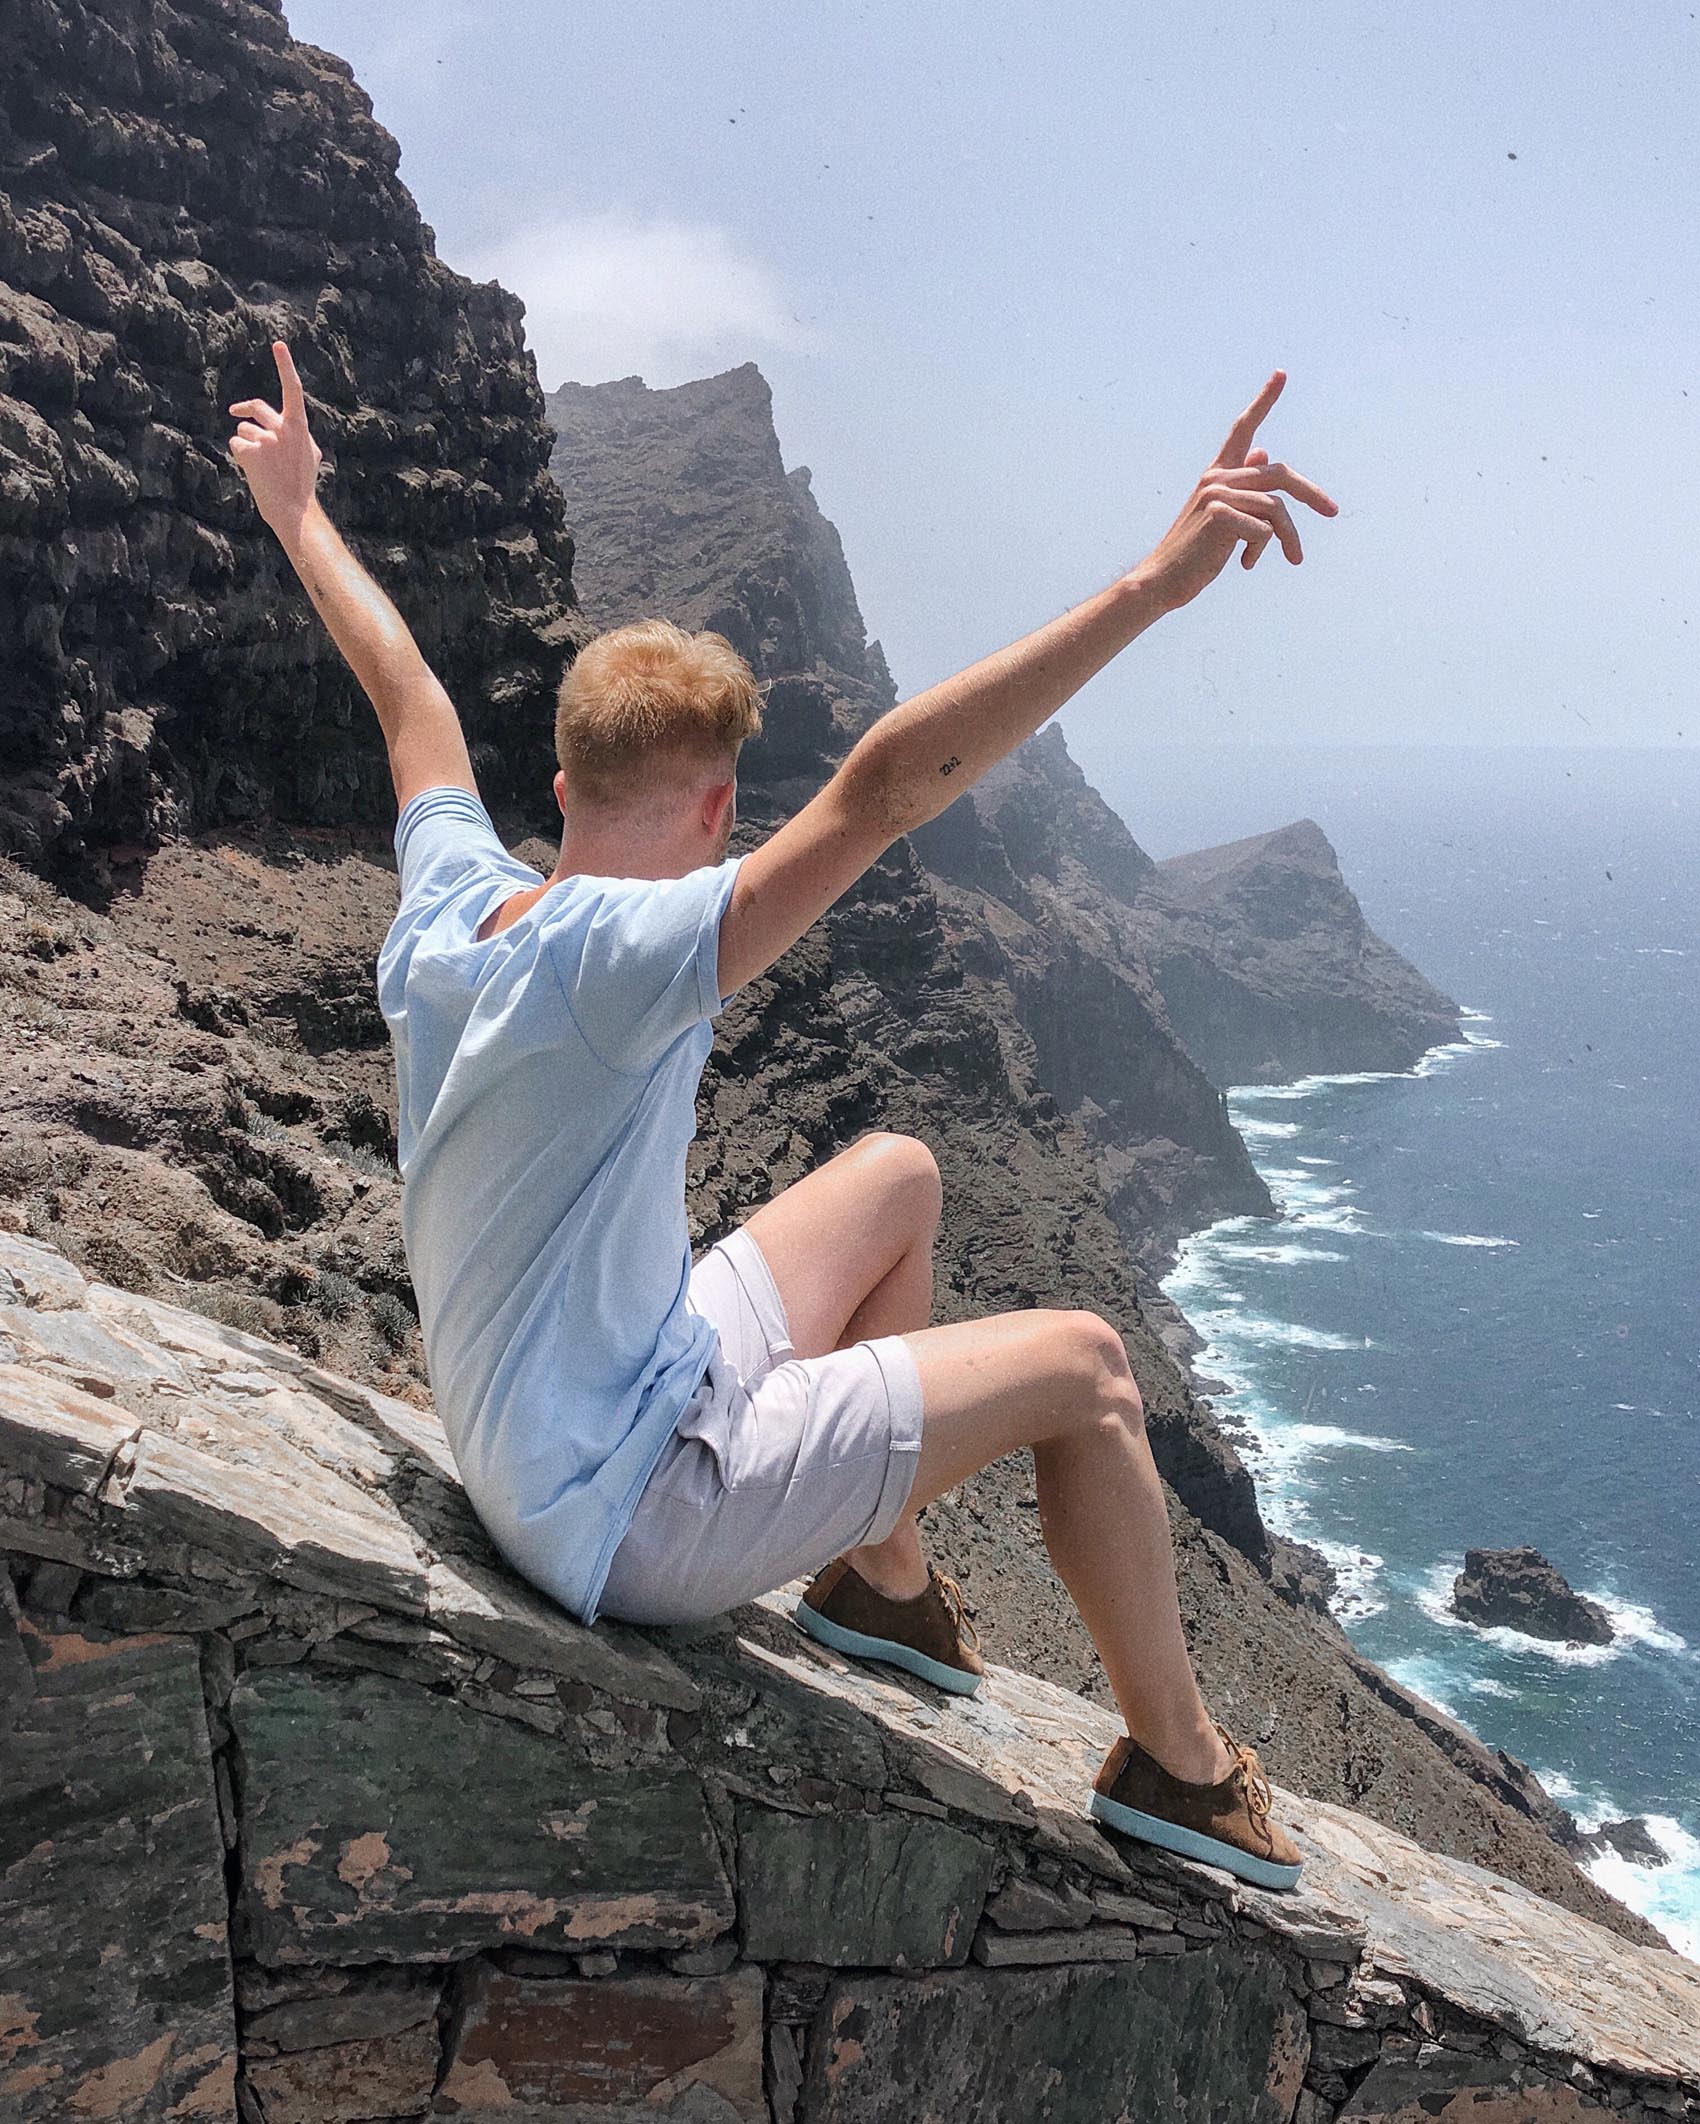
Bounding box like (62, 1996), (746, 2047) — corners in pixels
(1078, 742), (1699, 1958)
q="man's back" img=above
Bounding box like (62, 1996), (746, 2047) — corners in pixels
(377, 784), (745, 1620)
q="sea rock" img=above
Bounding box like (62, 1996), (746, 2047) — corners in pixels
(1575, 1817), (1668, 1868)
(1451, 1547), (1616, 1646)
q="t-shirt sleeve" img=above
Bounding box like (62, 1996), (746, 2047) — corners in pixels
(551, 854), (746, 1075)
(393, 784), (511, 910)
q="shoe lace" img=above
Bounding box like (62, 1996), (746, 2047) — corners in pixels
(1215, 1721), (1273, 1833)
(930, 1567), (981, 1652)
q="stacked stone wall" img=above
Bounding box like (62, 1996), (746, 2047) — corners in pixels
(4, 1232), (1697, 2122)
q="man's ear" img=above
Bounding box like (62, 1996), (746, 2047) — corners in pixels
(553, 769), (568, 818)
(703, 778), (735, 838)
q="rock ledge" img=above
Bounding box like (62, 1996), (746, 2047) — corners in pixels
(3, 1232), (1697, 2122)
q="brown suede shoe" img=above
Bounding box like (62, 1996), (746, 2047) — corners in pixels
(1089, 1724), (1304, 1891)
(795, 1558), (985, 1696)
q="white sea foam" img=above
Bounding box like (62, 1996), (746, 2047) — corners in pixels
(1231, 1244), (1349, 1267)
(1419, 1231), (1520, 1250)
(1415, 1560), (1690, 1668)
(1381, 1655), (1468, 1725)
(1585, 1816), (1700, 1963)
(1530, 1772), (1700, 1962)
(1188, 1311), (1370, 1355)
(1311, 1538), (1388, 1621)
(1236, 1117), (1303, 1140)
(1294, 1155), (1337, 1167)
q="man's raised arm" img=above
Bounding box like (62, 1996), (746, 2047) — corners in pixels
(717, 370), (1337, 1000)
(228, 342), (476, 813)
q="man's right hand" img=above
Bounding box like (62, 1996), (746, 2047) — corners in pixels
(228, 340), (323, 546)
(1131, 370), (1338, 614)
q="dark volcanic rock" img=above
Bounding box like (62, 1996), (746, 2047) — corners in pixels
(1574, 1816), (1667, 1867)
(0, 0), (584, 870)
(1131, 818), (1462, 1086)
(1451, 1546), (1615, 1646)
(0, 11), (1627, 1951)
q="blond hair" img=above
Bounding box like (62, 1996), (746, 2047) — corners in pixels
(554, 619), (763, 807)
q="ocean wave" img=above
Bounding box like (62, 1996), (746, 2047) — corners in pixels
(1414, 1560), (1690, 1667)
(1311, 1538), (1388, 1621)
(1188, 1311), (1371, 1354)
(1419, 1231), (1520, 1250)
(1584, 1817), (1700, 1963)
(1530, 1772), (1700, 1961)
(1236, 1117), (1303, 1140)
(1231, 1243), (1349, 1266)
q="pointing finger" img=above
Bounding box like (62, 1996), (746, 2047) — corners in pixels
(1214, 370), (1286, 468)
(273, 340), (306, 422)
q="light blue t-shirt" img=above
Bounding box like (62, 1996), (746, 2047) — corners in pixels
(376, 784), (745, 1623)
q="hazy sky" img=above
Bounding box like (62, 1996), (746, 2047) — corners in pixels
(287, 2), (1696, 751)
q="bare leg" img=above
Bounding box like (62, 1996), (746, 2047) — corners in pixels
(899, 1311), (1230, 1783)
(737, 1131), (1228, 1781)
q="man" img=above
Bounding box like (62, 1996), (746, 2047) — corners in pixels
(229, 342), (1334, 1890)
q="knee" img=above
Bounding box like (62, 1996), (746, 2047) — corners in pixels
(1048, 1309), (1144, 1437)
(853, 1130), (942, 1234)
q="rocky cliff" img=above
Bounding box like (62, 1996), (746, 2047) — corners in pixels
(542, 364), (1655, 1928)
(0, 9), (1680, 2113)
(3, 1235), (1696, 2124)
(550, 366), (1275, 1275)
(1131, 820), (1462, 1086)
(0, 0), (582, 872)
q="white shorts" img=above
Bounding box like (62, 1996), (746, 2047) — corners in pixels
(598, 1224), (925, 1625)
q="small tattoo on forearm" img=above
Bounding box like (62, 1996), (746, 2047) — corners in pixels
(939, 755), (961, 776)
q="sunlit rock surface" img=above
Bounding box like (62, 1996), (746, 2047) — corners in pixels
(4, 1232), (1696, 2122)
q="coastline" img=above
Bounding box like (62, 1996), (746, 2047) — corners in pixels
(1156, 1011), (1700, 1960)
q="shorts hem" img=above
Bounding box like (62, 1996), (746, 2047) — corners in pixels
(861, 1331), (924, 1542)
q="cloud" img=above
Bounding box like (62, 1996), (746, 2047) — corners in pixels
(463, 213), (811, 390)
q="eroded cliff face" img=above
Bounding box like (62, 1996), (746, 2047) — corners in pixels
(541, 364), (1634, 1900)
(1131, 819), (1463, 1086)
(0, 0), (582, 870)
(549, 366), (1272, 1276)
(0, 3), (1654, 2069)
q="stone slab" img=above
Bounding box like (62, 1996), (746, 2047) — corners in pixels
(744, 1593), (1700, 2083)
(1340, 2052), (1616, 2121)
(0, 1620), (235, 2121)
(737, 1803), (995, 1968)
(800, 1949), (1299, 2124)
(120, 1426), (431, 1614)
(243, 2022), (441, 2123)
(434, 1966), (765, 2120)
(231, 1667), (734, 1963)
(1286, 1798), (1700, 2076)
(0, 1363), (140, 1491)
(426, 1555), (698, 1713)
(971, 1924), (1143, 1966)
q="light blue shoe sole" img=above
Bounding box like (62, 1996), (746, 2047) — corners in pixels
(793, 1598), (984, 1697)
(1088, 1790), (1303, 1892)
